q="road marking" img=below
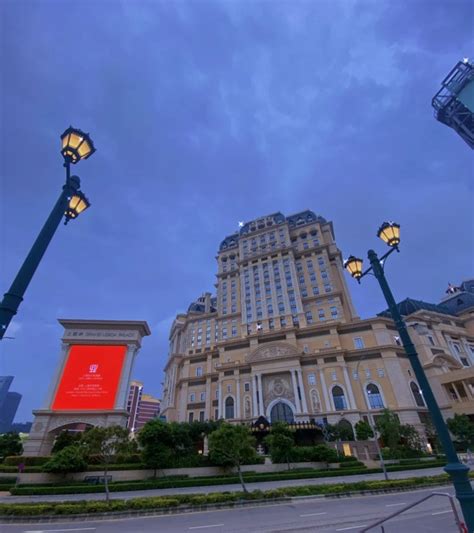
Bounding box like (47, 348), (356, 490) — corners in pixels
(432, 509), (453, 515)
(189, 525), (224, 530)
(336, 526), (368, 531)
(24, 529), (96, 533)
(300, 512), (327, 517)
(386, 502), (407, 507)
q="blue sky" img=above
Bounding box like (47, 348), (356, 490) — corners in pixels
(0, 0), (473, 422)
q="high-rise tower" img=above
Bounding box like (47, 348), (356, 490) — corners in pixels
(161, 210), (456, 444)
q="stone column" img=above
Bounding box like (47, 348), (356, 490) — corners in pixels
(236, 376), (241, 419)
(115, 344), (139, 410)
(252, 375), (258, 417)
(205, 377), (212, 420)
(343, 366), (356, 410)
(319, 369), (331, 412)
(297, 369), (308, 412)
(218, 377), (223, 419)
(257, 373), (264, 416)
(291, 369), (302, 413)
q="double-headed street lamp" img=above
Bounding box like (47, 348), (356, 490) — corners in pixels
(344, 222), (474, 531)
(0, 127), (95, 341)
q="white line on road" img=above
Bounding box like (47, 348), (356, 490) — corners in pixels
(432, 509), (453, 515)
(385, 502), (407, 507)
(189, 525), (225, 530)
(300, 512), (327, 517)
(336, 526), (368, 531)
(24, 529), (96, 533)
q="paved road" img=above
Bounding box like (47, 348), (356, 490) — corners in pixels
(0, 487), (463, 532)
(0, 467), (449, 503)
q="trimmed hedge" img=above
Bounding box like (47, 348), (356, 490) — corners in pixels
(0, 474), (457, 517)
(9, 460), (448, 496)
(4, 456), (49, 466)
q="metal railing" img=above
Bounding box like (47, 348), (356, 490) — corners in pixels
(360, 492), (466, 532)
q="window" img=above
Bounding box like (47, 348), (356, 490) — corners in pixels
(312, 286), (320, 296)
(410, 382), (425, 407)
(377, 368), (385, 378)
(215, 408), (219, 420)
(366, 383), (384, 409)
(199, 411), (205, 422)
(331, 371), (337, 381)
(188, 411), (195, 423)
(200, 392), (206, 401)
(244, 382), (250, 392)
(189, 393), (195, 402)
(332, 386), (347, 410)
(215, 389), (219, 399)
(305, 311), (313, 324)
(354, 337), (365, 349)
(365, 368), (371, 378)
(225, 397), (235, 419)
(280, 317), (287, 327)
(394, 336), (402, 346)
(318, 309), (325, 321)
(427, 335), (435, 346)
(308, 373), (316, 385)
(227, 384), (231, 393)
(196, 367), (203, 377)
(269, 318), (275, 329)
(330, 306), (338, 318)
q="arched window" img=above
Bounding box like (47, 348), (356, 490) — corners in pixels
(225, 397), (235, 419)
(410, 382), (425, 407)
(332, 385), (347, 411)
(366, 383), (384, 409)
(270, 402), (294, 423)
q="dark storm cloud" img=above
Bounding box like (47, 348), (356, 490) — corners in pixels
(0, 0), (473, 420)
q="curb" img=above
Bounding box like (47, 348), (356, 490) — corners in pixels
(0, 482), (452, 524)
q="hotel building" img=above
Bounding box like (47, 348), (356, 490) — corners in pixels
(161, 211), (474, 441)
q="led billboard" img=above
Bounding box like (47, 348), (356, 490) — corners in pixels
(52, 344), (127, 410)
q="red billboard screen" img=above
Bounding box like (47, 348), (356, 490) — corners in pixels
(52, 344), (127, 410)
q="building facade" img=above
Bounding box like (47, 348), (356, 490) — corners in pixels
(162, 210), (460, 442)
(0, 376), (22, 434)
(127, 380), (160, 431)
(379, 279), (474, 423)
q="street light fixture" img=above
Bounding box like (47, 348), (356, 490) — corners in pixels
(64, 182), (91, 224)
(0, 127), (95, 340)
(61, 126), (96, 164)
(345, 222), (474, 532)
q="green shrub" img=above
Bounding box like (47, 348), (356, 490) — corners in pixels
(4, 456), (50, 466)
(0, 473), (461, 517)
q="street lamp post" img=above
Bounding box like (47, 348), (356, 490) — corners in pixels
(0, 127), (95, 341)
(355, 358), (389, 481)
(344, 222), (474, 532)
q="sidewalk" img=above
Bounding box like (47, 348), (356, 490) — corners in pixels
(0, 466), (450, 504)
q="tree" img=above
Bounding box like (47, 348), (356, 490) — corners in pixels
(0, 433), (22, 462)
(138, 420), (175, 477)
(375, 409), (401, 455)
(264, 422), (295, 470)
(43, 445), (87, 477)
(355, 420), (374, 441)
(400, 424), (423, 454)
(447, 414), (474, 450)
(208, 424), (257, 492)
(52, 430), (82, 454)
(81, 426), (132, 502)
